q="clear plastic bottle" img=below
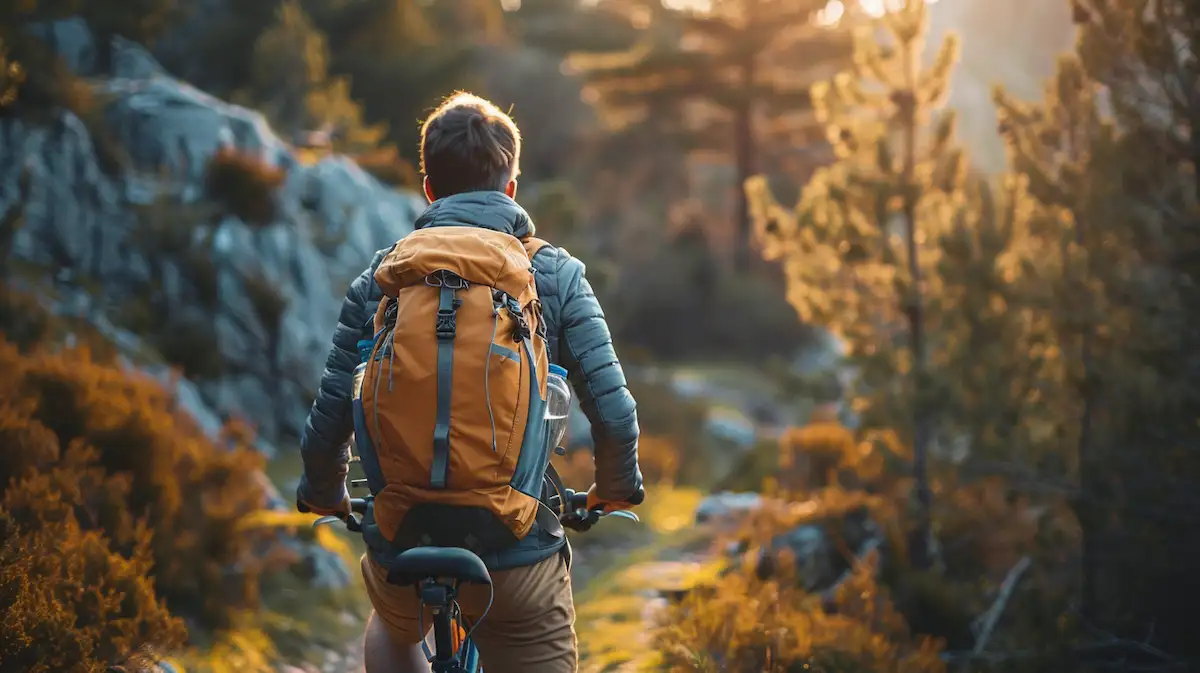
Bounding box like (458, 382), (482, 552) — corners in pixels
(545, 363), (572, 452)
(352, 338), (376, 401)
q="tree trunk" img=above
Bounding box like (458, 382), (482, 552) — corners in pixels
(898, 39), (933, 571)
(732, 58), (756, 274)
(1066, 107), (1101, 622)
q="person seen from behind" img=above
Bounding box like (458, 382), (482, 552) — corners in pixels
(295, 91), (644, 673)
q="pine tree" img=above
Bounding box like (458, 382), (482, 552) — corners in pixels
(746, 0), (960, 568)
(572, 0), (850, 271)
(244, 0), (386, 153)
(305, 0), (478, 166)
(992, 55), (1134, 629)
(996, 0), (1200, 657)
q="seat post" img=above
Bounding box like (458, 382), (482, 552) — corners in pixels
(421, 580), (463, 673)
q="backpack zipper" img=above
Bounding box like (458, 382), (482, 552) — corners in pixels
(485, 299), (501, 452)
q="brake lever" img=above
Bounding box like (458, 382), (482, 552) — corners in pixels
(606, 510), (639, 522)
(312, 512), (363, 532)
(560, 507), (640, 530)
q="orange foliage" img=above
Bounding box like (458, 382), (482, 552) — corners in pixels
(655, 548), (946, 673)
(776, 420), (909, 495)
(204, 147), (286, 226)
(0, 452), (187, 672)
(0, 334), (271, 635)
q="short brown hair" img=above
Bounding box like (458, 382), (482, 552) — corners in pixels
(419, 92), (521, 197)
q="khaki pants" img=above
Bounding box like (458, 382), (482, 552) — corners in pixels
(361, 551), (578, 673)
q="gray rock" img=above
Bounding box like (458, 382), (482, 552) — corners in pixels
(1, 26), (425, 447)
(281, 536), (354, 590)
(24, 18), (98, 75)
(765, 524), (836, 591)
(694, 491), (764, 524)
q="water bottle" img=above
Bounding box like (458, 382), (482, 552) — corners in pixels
(352, 339), (374, 400)
(351, 338), (381, 490)
(545, 363), (572, 453)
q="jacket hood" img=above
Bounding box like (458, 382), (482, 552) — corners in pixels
(413, 191), (536, 238)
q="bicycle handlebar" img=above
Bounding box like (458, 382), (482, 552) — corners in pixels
(305, 489), (637, 534)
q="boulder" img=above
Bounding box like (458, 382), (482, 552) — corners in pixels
(694, 491), (764, 525)
(0, 26), (425, 446)
(701, 492), (884, 594)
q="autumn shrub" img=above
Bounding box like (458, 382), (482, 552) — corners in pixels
(655, 548), (946, 673)
(204, 148), (286, 226)
(774, 420), (911, 495)
(0, 451), (188, 672)
(0, 337), (272, 630)
(710, 420), (1080, 660)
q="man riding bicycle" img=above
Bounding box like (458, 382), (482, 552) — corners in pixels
(295, 91), (644, 673)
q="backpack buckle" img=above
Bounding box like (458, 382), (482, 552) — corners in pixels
(505, 298), (531, 341)
(436, 309), (457, 340)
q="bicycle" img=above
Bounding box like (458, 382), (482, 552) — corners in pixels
(311, 468), (639, 673)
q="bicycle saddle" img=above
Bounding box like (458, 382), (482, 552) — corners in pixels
(386, 547), (493, 587)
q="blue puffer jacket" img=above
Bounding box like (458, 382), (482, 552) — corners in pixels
(297, 190), (643, 570)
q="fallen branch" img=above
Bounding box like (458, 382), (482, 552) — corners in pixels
(971, 554), (1032, 654)
(820, 535), (883, 608)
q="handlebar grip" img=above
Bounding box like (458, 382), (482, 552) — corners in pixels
(350, 498), (369, 515)
(566, 490), (590, 510)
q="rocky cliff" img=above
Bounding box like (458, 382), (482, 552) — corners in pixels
(0, 20), (423, 453)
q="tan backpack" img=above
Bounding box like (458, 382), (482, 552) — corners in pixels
(358, 226), (552, 552)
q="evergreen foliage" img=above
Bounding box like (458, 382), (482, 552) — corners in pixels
(747, 0), (960, 568)
(240, 0), (387, 154)
(569, 0), (852, 270)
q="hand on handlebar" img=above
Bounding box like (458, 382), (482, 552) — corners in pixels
(559, 484), (644, 532)
(305, 496), (370, 533)
(296, 491), (353, 518)
(584, 483), (645, 515)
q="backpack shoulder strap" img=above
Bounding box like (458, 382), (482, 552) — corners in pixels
(522, 236), (552, 260)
